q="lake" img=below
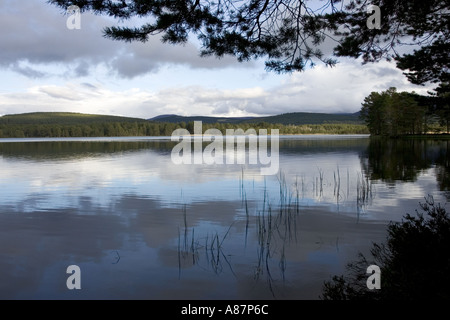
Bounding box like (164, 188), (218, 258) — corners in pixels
(0, 135), (448, 299)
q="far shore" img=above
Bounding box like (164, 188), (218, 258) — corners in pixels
(3, 133), (450, 142)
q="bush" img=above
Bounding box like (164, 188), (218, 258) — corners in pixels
(321, 195), (450, 300)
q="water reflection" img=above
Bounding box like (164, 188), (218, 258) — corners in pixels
(0, 138), (174, 161)
(0, 136), (448, 299)
(361, 138), (450, 197)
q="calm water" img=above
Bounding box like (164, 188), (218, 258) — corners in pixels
(0, 135), (448, 299)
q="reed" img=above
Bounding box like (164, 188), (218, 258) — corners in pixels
(356, 171), (373, 216)
(318, 167), (324, 198)
(177, 204), (236, 277)
(333, 166), (341, 210)
(177, 167), (376, 296)
(252, 170), (307, 297)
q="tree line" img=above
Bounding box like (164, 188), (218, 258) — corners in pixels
(360, 86), (450, 137)
(0, 121), (368, 138)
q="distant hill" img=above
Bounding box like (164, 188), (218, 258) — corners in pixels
(0, 111), (368, 138)
(0, 112), (147, 125)
(248, 112), (362, 125)
(149, 112), (362, 125)
(0, 111), (362, 127)
(148, 114), (257, 124)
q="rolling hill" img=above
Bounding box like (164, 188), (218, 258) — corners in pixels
(0, 111), (368, 138)
(1, 111), (362, 126)
(148, 112), (362, 125)
(148, 114), (256, 124)
(0, 112), (147, 125)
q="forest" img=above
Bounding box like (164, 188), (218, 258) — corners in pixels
(360, 87), (450, 137)
(0, 112), (368, 138)
(3, 88), (450, 139)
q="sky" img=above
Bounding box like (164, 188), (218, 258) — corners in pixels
(0, 0), (438, 119)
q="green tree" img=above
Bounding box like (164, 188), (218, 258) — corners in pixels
(360, 90), (389, 135)
(388, 91), (426, 136)
(433, 83), (450, 133)
(360, 88), (427, 136)
(438, 102), (450, 134)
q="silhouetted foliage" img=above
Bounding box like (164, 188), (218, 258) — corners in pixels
(321, 195), (450, 300)
(49, 0), (339, 73)
(431, 83), (450, 133)
(48, 0), (449, 86)
(332, 0), (449, 87)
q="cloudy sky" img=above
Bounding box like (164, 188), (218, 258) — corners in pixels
(0, 0), (437, 119)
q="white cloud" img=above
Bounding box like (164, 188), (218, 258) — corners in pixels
(0, 0), (439, 119)
(0, 58), (434, 119)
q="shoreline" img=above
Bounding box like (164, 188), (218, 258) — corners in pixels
(3, 133), (450, 142)
(0, 133), (371, 142)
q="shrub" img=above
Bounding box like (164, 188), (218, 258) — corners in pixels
(321, 195), (450, 300)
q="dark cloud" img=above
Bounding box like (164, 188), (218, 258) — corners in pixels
(9, 63), (48, 78)
(0, 0), (245, 79)
(72, 61), (91, 77)
(0, 1), (112, 64)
